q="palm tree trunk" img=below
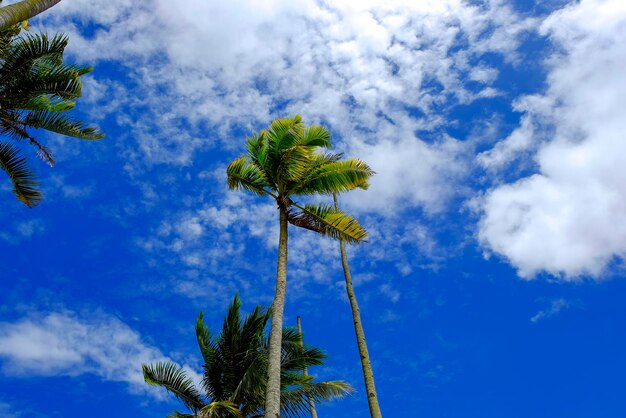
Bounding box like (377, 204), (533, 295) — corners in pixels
(297, 316), (318, 418)
(264, 206), (289, 418)
(0, 0), (62, 30)
(334, 194), (383, 418)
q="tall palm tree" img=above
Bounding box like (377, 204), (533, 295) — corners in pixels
(333, 194), (383, 418)
(0, 25), (104, 206)
(0, 0), (62, 30)
(143, 295), (352, 418)
(227, 115), (373, 418)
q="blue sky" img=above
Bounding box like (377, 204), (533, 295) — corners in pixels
(1, 0), (626, 417)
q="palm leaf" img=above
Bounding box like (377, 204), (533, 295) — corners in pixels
(142, 361), (204, 411)
(299, 125), (332, 148)
(0, 32), (66, 78)
(0, 141), (41, 206)
(292, 158), (374, 196)
(226, 156), (270, 196)
(24, 110), (104, 139)
(279, 380), (353, 418)
(199, 401), (243, 418)
(287, 203), (368, 243)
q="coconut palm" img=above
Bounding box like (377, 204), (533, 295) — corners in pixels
(0, 25), (104, 206)
(143, 295), (352, 418)
(333, 194), (383, 418)
(227, 115), (373, 417)
(0, 0), (62, 30)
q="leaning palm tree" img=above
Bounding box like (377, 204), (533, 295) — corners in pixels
(227, 115), (373, 418)
(333, 194), (382, 418)
(0, 0), (62, 30)
(0, 25), (104, 206)
(143, 295), (352, 418)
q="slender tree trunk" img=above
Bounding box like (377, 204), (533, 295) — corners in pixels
(0, 0), (62, 30)
(334, 194), (383, 418)
(264, 206), (289, 418)
(297, 316), (318, 418)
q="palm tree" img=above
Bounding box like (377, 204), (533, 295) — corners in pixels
(0, 25), (104, 206)
(227, 115), (373, 418)
(143, 295), (352, 418)
(296, 316), (317, 418)
(0, 0), (62, 30)
(333, 194), (383, 418)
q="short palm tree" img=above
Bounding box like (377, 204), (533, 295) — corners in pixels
(227, 115), (373, 418)
(143, 295), (352, 418)
(0, 0), (62, 30)
(0, 25), (104, 207)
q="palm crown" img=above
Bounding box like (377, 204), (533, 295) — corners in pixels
(227, 115), (373, 243)
(143, 295), (352, 418)
(0, 25), (104, 206)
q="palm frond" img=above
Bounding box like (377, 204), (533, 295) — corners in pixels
(287, 203), (368, 244)
(19, 95), (76, 112)
(226, 156), (270, 196)
(293, 158), (374, 196)
(280, 381), (353, 418)
(299, 125), (331, 148)
(24, 110), (104, 139)
(0, 32), (67, 78)
(142, 361), (204, 411)
(199, 401), (243, 418)
(196, 311), (217, 367)
(0, 141), (41, 206)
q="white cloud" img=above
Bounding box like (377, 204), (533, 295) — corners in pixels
(40, 0), (535, 210)
(530, 298), (570, 322)
(478, 0), (626, 279)
(0, 311), (199, 395)
(0, 219), (45, 245)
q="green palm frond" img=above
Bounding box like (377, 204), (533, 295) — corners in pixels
(293, 158), (374, 195)
(142, 361), (204, 411)
(0, 141), (41, 207)
(299, 125), (332, 148)
(24, 111), (104, 139)
(287, 203), (368, 244)
(226, 156), (270, 196)
(0, 32), (67, 77)
(199, 401), (243, 418)
(196, 312), (217, 367)
(20, 94), (76, 112)
(266, 115), (303, 153)
(279, 381), (353, 418)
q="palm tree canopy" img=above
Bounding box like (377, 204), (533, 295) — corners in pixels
(0, 25), (104, 206)
(143, 295), (352, 418)
(227, 115), (374, 244)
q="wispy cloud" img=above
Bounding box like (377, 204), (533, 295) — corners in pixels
(530, 298), (570, 323)
(0, 311), (199, 396)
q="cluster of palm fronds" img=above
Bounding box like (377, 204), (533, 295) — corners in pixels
(0, 23), (103, 206)
(227, 115), (373, 244)
(143, 296), (352, 418)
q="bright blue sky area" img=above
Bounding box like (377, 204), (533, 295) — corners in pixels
(2, 0), (626, 417)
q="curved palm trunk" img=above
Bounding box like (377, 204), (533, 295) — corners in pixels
(297, 316), (318, 418)
(264, 206), (289, 418)
(334, 195), (383, 418)
(0, 0), (62, 30)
